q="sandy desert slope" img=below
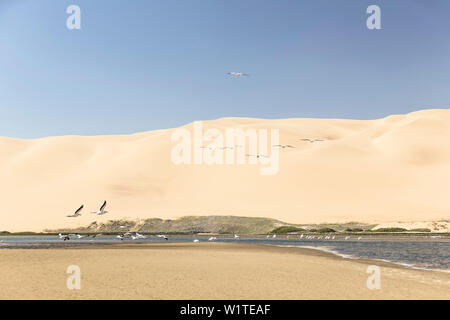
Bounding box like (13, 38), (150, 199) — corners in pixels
(0, 109), (449, 231)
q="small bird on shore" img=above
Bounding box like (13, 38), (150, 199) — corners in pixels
(208, 237), (217, 241)
(136, 232), (147, 239)
(157, 235), (168, 240)
(67, 205), (83, 217)
(91, 201), (108, 215)
(234, 234), (240, 239)
(193, 239), (199, 243)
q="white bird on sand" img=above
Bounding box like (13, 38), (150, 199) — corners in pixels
(58, 233), (66, 239)
(66, 205), (83, 217)
(357, 237), (362, 240)
(345, 236), (350, 240)
(234, 234), (240, 239)
(208, 237), (217, 241)
(272, 234), (276, 238)
(157, 234), (168, 240)
(227, 72), (249, 77)
(193, 239), (199, 243)
(91, 201), (108, 215)
(76, 234), (84, 239)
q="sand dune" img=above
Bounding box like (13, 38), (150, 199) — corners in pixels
(1, 109), (449, 232)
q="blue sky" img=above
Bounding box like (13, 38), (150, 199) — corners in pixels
(0, 0), (449, 138)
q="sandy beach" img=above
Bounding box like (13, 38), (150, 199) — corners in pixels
(0, 243), (448, 300)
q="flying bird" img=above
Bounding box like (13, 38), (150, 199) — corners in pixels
(300, 139), (324, 143)
(245, 154), (269, 159)
(91, 201), (108, 215)
(67, 205), (83, 217)
(227, 72), (249, 77)
(273, 144), (295, 149)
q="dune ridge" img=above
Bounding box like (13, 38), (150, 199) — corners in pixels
(0, 108), (449, 232)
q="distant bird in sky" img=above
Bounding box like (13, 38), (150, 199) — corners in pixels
(227, 72), (249, 77)
(245, 154), (269, 159)
(300, 139), (324, 143)
(91, 201), (108, 215)
(273, 144), (295, 149)
(66, 205), (83, 217)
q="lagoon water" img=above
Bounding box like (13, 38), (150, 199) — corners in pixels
(1, 235), (449, 272)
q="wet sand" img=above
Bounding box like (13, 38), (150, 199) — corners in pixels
(0, 242), (448, 299)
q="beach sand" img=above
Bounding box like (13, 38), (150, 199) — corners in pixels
(0, 243), (448, 299)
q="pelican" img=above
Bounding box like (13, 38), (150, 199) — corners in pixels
(136, 232), (147, 239)
(227, 72), (249, 77)
(67, 205), (83, 217)
(272, 144), (295, 149)
(91, 201), (108, 215)
(300, 138), (324, 143)
(246, 154), (269, 158)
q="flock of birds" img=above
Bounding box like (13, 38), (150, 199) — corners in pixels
(199, 140), (325, 159)
(57, 230), (364, 242)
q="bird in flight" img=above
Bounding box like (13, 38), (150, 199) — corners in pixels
(91, 201), (108, 215)
(273, 144), (295, 149)
(67, 205), (83, 217)
(245, 154), (269, 158)
(227, 72), (249, 77)
(300, 139), (324, 143)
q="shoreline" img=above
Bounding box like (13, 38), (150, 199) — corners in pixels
(0, 242), (448, 299)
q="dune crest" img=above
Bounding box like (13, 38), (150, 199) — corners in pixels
(0, 109), (449, 232)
